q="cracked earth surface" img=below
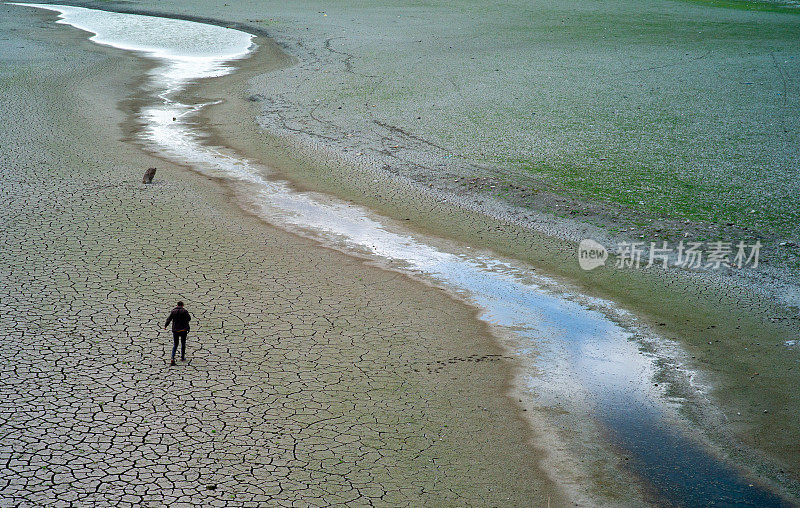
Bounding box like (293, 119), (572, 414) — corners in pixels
(0, 7), (563, 506)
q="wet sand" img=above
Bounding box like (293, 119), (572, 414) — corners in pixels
(0, 6), (568, 505)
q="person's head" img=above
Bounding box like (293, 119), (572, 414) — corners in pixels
(177, 301), (184, 307)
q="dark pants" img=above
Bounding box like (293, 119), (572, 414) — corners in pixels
(172, 331), (187, 359)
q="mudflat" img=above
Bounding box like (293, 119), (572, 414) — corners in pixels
(3, 0), (799, 504)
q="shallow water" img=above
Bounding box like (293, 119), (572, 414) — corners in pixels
(16, 3), (789, 505)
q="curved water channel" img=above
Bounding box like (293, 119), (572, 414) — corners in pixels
(16, 4), (789, 505)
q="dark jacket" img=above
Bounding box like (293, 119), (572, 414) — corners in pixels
(165, 307), (191, 332)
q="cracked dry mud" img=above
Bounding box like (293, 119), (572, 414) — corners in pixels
(0, 7), (563, 506)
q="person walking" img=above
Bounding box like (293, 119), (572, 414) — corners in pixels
(164, 301), (191, 366)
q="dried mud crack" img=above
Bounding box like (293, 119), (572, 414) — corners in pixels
(0, 6), (563, 506)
